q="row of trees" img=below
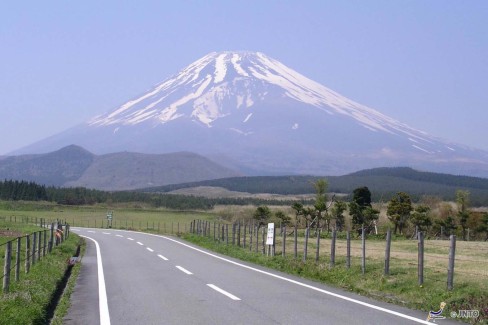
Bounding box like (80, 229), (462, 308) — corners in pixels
(0, 180), (49, 201)
(252, 180), (488, 241)
(0, 179), (312, 210)
(1, 178), (487, 240)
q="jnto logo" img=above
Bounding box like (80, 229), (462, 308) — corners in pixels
(426, 302), (446, 322)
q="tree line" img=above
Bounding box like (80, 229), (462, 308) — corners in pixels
(252, 180), (488, 241)
(1, 178), (487, 240)
(0, 179), (311, 210)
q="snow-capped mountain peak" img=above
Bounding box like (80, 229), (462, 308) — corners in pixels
(17, 51), (488, 177)
(88, 51), (422, 140)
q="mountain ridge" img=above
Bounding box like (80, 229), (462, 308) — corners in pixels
(12, 51), (488, 177)
(0, 145), (241, 190)
(141, 167), (488, 206)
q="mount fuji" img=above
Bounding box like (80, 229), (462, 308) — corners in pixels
(16, 51), (488, 177)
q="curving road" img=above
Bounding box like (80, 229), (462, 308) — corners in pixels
(64, 228), (457, 325)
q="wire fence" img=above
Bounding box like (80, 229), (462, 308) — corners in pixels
(1, 221), (71, 294)
(189, 219), (488, 291)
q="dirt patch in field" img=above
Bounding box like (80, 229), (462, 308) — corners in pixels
(0, 229), (23, 237)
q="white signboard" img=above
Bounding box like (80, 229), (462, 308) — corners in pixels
(266, 223), (275, 245)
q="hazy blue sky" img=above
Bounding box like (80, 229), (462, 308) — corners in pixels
(1, 1), (487, 154)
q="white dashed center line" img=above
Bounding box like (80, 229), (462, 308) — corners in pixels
(175, 266), (193, 275)
(207, 284), (241, 301)
(137, 242), (144, 246)
(146, 247), (154, 252)
(157, 254), (168, 261)
(116, 235), (123, 237)
(127, 238), (134, 241)
(102, 232), (111, 235)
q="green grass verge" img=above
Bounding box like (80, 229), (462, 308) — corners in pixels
(183, 233), (487, 324)
(0, 234), (82, 325)
(50, 238), (85, 325)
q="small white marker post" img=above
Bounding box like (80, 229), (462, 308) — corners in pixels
(266, 223), (275, 256)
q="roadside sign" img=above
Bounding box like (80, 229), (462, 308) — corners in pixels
(266, 223), (275, 245)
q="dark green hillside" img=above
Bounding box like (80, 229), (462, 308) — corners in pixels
(143, 167), (488, 206)
(348, 167), (488, 189)
(143, 175), (321, 195)
(0, 145), (94, 186)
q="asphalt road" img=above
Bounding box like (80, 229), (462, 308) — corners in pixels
(64, 228), (459, 325)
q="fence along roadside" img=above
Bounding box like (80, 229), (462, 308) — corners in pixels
(1, 221), (70, 293)
(189, 219), (481, 292)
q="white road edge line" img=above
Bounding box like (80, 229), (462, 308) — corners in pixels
(79, 235), (111, 325)
(157, 254), (169, 261)
(175, 265), (193, 275)
(114, 230), (432, 325)
(146, 247), (154, 252)
(207, 284), (241, 301)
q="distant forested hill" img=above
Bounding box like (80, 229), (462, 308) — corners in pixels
(142, 167), (488, 206)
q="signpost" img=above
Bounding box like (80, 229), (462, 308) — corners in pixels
(106, 211), (113, 228)
(266, 223), (275, 256)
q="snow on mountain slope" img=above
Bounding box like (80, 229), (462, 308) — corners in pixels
(14, 51), (488, 177)
(90, 52), (418, 136)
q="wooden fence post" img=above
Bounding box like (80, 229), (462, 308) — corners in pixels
(37, 231), (41, 262)
(294, 224), (298, 259)
(3, 241), (12, 293)
(25, 235), (30, 274)
(32, 232), (37, 265)
(346, 231), (351, 269)
(282, 225), (286, 258)
(249, 223), (253, 251)
(15, 237), (21, 281)
(447, 235), (456, 290)
(255, 225), (259, 253)
(418, 231), (424, 285)
(261, 227), (265, 254)
(243, 224), (247, 248)
(237, 222), (241, 247)
(226, 224), (229, 245)
(361, 226), (366, 275)
(385, 229), (391, 275)
(43, 230), (47, 257)
(303, 227), (309, 262)
(49, 223), (54, 253)
(315, 229), (321, 263)
(330, 229), (336, 268)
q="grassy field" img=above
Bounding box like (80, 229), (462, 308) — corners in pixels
(0, 202), (216, 234)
